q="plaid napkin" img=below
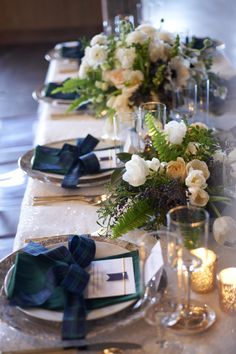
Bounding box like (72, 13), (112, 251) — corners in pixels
(32, 134), (100, 188)
(44, 79), (87, 110)
(60, 41), (85, 59)
(7, 235), (140, 340)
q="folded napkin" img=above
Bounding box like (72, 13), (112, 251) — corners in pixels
(32, 134), (101, 188)
(7, 235), (140, 340)
(60, 41), (85, 59)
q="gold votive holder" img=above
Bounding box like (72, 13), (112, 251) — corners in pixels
(217, 267), (236, 314)
(191, 248), (217, 294)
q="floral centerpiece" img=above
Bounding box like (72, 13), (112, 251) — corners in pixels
(98, 117), (230, 238)
(57, 22), (226, 116)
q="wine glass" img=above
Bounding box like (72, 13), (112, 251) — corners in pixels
(171, 80), (197, 122)
(165, 205), (216, 334)
(143, 230), (183, 353)
(138, 102), (167, 151)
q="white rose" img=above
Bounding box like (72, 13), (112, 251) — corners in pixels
(136, 24), (158, 39)
(190, 122), (208, 130)
(90, 34), (107, 46)
(164, 120), (187, 145)
(186, 142), (199, 155)
(126, 30), (148, 46)
(156, 30), (175, 44)
(115, 47), (136, 69)
(122, 155), (150, 186)
(146, 157), (161, 171)
(185, 169), (207, 189)
(149, 40), (170, 62)
(86, 45), (107, 68)
(78, 59), (90, 79)
(188, 187), (209, 207)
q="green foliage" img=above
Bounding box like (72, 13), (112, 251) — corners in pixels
(170, 34), (180, 57)
(116, 152), (132, 163)
(145, 113), (219, 162)
(111, 200), (154, 238)
(152, 64), (166, 88)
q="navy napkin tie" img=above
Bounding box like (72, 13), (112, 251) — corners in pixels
(8, 235), (96, 340)
(32, 134), (100, 188)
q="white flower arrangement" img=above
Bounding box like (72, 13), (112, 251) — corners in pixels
(99, 118), (230, 238)
(58, 22), (226, 116)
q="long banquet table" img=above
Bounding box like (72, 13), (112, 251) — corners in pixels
(1, 52), (236, 353)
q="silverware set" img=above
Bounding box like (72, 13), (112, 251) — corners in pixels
(32, 194), (109, 206)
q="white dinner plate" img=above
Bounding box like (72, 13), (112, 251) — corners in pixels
(4, 237), (138, 322)
(18, 138), (116, 188)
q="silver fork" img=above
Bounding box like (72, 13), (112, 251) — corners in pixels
(32, 194), (108, 206)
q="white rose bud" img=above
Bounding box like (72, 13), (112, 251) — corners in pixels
(86, 45), (107, 68)
(146, 157), (161, 171)
(164, 120), (187, 145)
(186, 142), (199, 155)
(126, 30), (148, 45)
(185, 170), (207, 189)
(90, 34), (107, 46)
(122, 155), (150, 187)
(188, 187), (209, 207)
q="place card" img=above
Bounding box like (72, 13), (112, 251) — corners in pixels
(85, 257), (136, 299)
(95, 147), (118, 170)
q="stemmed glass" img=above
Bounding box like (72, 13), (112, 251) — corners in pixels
(165, 205), (216, 334)
(143, 230), (183, 353)
(138, 102), (166, 150)
(171, 80), (197, 122)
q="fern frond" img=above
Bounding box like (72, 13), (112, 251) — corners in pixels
(111, 200), (154, 238)
(145, 113), (183, 162)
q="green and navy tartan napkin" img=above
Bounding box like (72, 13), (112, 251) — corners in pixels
(7, 235), (140, 340)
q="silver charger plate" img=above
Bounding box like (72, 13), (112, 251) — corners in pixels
(18, 138), (116, 188)
(32, 83), (74, 105)
(45, 41), (80, 62)
(4, 236), (138, 322)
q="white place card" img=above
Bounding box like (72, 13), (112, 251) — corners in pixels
(85, 257), (136, 299)
(144, 241), (163, 285)
(95, 148), (118, 170)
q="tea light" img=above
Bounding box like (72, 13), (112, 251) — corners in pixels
(218, 267), (236, 314)
(191, 248), (217, 293)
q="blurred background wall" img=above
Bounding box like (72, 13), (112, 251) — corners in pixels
(0, 0), (103, 44)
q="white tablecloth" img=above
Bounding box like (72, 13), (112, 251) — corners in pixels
(12, 54), (236, 354)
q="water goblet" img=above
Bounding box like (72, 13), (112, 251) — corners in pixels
(165, 205), (216, 334)
(171, 80), (197, 122)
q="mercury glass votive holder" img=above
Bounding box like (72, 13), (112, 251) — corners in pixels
(217, 267), (236, 314)
(191, 248), (217, 293)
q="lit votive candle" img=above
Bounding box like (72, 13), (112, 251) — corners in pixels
(191, 248), (217, 294)
(217, 267), (236, 314)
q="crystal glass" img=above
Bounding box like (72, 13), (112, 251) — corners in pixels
(114, 14), (134, 35)
(197, 78), (210, 126)
(223, 147), (236, 199)
(171, 80), (197, 122)
(138, 102), (166, 150)
(143, 230), (183, 353)
(165, 205), (216, 334)
(113, 112), (141, 155)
